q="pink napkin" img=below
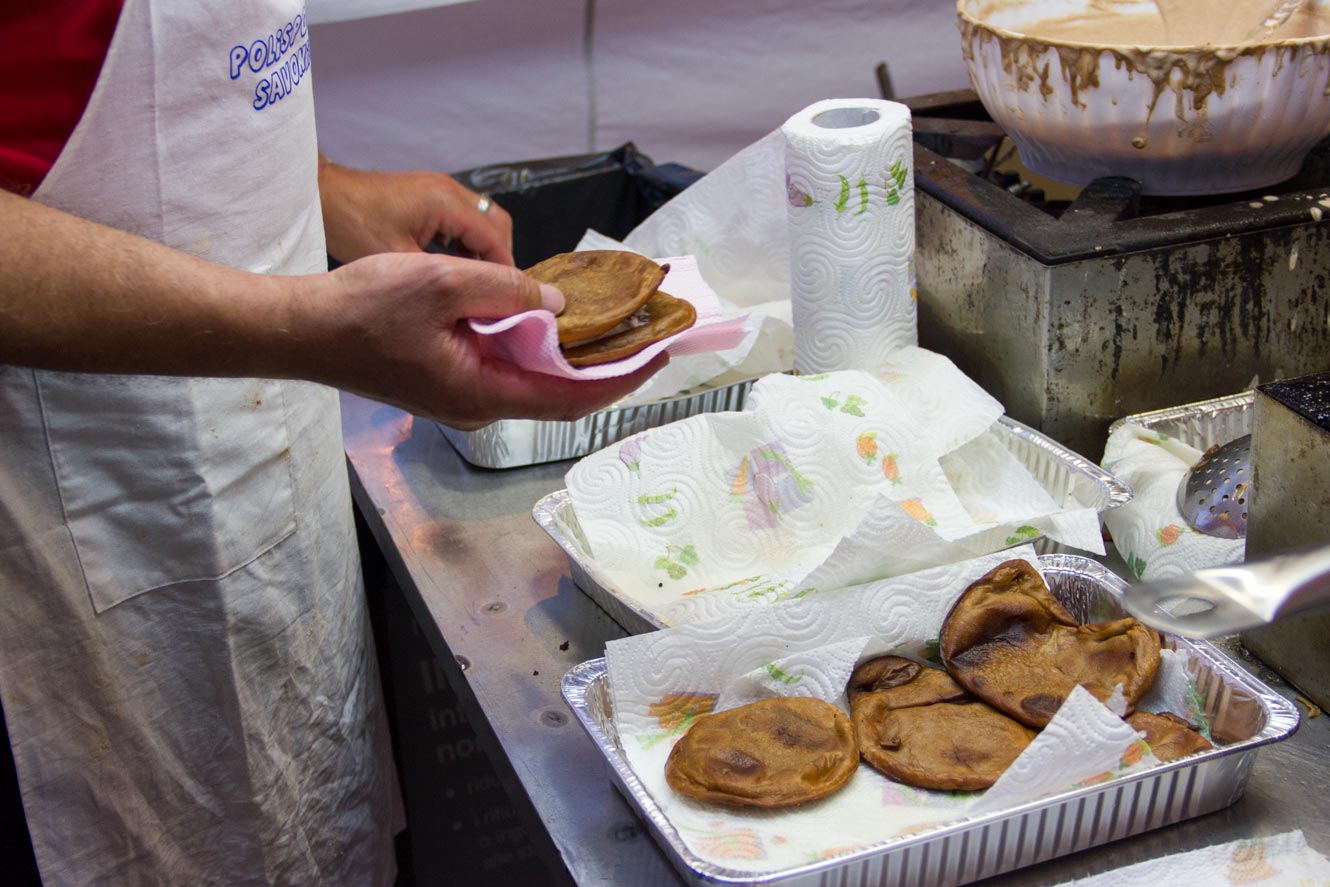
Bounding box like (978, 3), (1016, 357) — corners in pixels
(469, 255), (751, 380)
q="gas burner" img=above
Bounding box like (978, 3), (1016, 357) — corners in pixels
(907, 90), (1330, 265)
(906, 90), (1330, 458)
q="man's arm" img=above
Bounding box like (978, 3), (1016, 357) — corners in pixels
(0, 189), (304, 378)
(0, 190), (665, 429)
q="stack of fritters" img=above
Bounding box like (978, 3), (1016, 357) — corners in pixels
(664, 559), (1213, 808)
(847, 655), (1035, 792)
(524, 250), (697, 366)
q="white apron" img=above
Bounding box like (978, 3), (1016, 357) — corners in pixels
(0, 1), (403, 884)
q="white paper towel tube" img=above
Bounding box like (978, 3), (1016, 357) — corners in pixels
(782, 98), (916, 374)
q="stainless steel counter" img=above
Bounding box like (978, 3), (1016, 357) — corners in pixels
(341, 393), (1330, 887)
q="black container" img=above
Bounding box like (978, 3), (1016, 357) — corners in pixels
(452, 143), (702, 268)
(326, 143), (701, 270)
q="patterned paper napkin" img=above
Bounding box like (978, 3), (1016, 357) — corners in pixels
(566, 348), (1104, 625)
(1054, 831), (1330, 886)
(621, 130), (791, 312)
(1100, 423), (1245, 581)
(469, 254), (753, 380)
(604, 550), (1197, 874)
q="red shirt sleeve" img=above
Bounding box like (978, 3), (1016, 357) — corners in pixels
(0, 1), (125, 196)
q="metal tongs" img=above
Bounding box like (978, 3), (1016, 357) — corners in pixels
(1124, 545), (1330, 638)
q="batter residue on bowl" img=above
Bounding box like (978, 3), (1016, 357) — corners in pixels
(1013, 0), (1330, 47)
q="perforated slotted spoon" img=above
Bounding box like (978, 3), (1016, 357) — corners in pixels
(1176, 434), (1252, 540)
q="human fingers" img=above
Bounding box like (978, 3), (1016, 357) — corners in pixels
(441, 258), (563, 320)
(440, 183), (515, 266)
(459, 217), (514, 266)
(444, 353), (670, 430)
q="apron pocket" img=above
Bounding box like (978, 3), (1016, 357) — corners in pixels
(37, 372), (298, 613)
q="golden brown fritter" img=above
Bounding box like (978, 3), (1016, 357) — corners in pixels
(1127, 711), (1213, 762)
(562, 290), (696, 366)
(524, 250), (667, 345)
(940, 559), (1161, 728)
(848, 656), (1035, 791)
(664, 696), (858, 808)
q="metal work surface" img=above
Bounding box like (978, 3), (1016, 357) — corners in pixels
(341, 393), (1330, 886)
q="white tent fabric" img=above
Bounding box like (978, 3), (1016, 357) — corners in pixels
(310, 0), (970, 174)
(309, 0), (478, 25)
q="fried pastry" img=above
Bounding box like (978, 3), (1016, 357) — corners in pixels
(848, 656), (1036, 791)
(664, 696), (858, 808)
(561, 290), (696, 367)
(940, 559), (1162, 728)
(524, 250), (667, 345)
(1127, 711), (1213, 761)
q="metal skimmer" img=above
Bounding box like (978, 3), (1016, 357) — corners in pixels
(1176, 434), (1252, 539)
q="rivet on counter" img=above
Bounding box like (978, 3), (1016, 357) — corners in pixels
(481, 601), (508, 615)
(455, 655), (471, 672)
(538, 709), (567, 728)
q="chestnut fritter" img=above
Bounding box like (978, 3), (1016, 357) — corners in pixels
(1127, 711), (1213, 761)
(562, 290), (696, 366)
(664, 696), (858, 808)
(940, 559), (1161, 728)
(849, 656), (1035, 791)
(524, 250), (666, 345)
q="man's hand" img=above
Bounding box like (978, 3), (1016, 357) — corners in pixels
(298, 251), (666, 429)
(0, 185), (667, 426)
(318, 159), (515, 266)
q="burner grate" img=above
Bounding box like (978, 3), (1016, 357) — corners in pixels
(907, 90), (1330, 265)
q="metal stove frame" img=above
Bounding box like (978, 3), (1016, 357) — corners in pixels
(906, 89), (1330, 458)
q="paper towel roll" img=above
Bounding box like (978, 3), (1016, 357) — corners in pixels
(782, 98), (916, 373)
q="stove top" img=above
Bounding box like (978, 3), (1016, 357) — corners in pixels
(906, 90), (1330, 265)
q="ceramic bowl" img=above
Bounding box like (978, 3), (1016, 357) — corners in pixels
(957, 0), (1330, 195)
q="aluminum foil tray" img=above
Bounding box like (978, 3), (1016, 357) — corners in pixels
(534, 416), (1132, 635)
(437, 377), (758, 469)
(560, 554), (1299, 887)
(1108, 390), (1254, 450)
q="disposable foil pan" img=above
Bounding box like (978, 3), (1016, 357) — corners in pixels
(560, 554), (1300, 887)
(1108, 391), (1254, 449)
(437, 378), (757, 469)
(533, 416), (1133, 635)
